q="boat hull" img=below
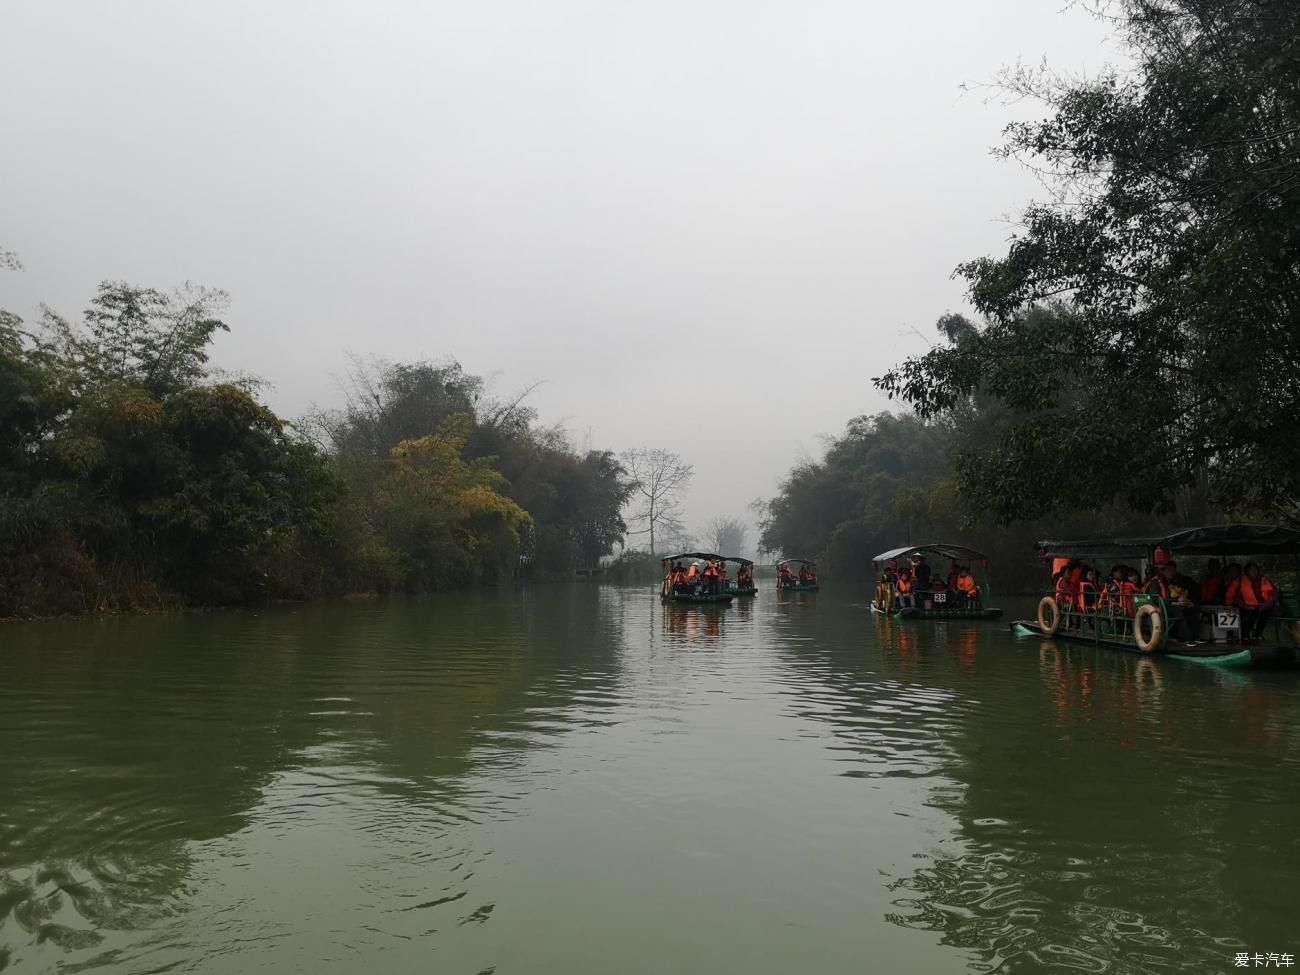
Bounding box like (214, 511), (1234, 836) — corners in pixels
(1009, 619), (1298, 669)
(871, 602), (1002, 620)
(728, 586), (758, 597)
(661, 592), (734, 605)
(776, 584), (819, 593)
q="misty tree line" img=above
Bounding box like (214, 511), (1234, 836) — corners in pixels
(0, 278), (696, 617)
(762, 0), (1300, 588)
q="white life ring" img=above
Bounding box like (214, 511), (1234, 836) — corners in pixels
(1037, 595), (1061, 635)
(1133, 603), (1164, 653)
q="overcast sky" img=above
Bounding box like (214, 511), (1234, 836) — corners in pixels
(0, 0), (1118, 542)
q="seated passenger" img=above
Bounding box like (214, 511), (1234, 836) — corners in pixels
(956, 567), (979, 606)
(1078, 568), (1100, 612)
(1235, 562), (1278, 642)
(672, 562), (689, 593)
(1148, 561), (1199, 643)
(899, 570), (917, 607)
(1121, 569), (1141, 615)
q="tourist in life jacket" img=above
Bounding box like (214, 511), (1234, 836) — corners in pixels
(911, 554), (932, 590)
(702, 559), (720, 594)
(672, 562), (689, 593)
(1054, 560), (1080, 616)
(956, 566), (979, 606)
(1147, 561), (1200, 644)
(1234, 562), (1278, 642)
(737, 563), (753, 587)
(1078, 567), (1100, 612)
(797, 564), (812, 585)
(896, 567), (915, 607)
(686, 561), (700, 591)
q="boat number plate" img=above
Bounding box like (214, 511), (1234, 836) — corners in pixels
(1199, 608), (1240, 630)
(933, 592), (947, 604)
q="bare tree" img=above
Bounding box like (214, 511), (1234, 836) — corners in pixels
(701, 516), (747, 556)
(621, 448), (693, 555)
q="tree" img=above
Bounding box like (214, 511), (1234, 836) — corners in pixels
(876, 0), (1300, 525)
(700, 516), (747, 556)
(314, 357), (630, 577)
(621, 447), (693, 555)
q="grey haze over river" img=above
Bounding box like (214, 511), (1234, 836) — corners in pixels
(3, 586), (1298, 973)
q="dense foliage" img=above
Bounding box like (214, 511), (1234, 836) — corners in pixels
(0, 283), (633, 617)
(876, 0), (1300, 526)
(761, 316), (1196, 589)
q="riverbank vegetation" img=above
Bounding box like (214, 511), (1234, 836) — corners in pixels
(767, 0), (1298, 587)
(0, 283), (633, 617)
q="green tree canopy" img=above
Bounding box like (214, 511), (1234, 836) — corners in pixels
(876, 0), (1300, 525)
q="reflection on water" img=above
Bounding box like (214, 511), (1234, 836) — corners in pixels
(2, 588), (1299, 973)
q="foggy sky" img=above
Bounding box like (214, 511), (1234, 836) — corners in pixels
(0, 0), (1118, 544)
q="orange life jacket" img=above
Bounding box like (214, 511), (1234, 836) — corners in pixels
(1055, 574), (1078, 610)
(1224, 578), (1240, 606)
(897, 577), (912, 594)
(1079, 580), (1098, 610)
(957, 573), (977, 594)
(687, 564), (698, 580)
(1238, 575), (1276, 608)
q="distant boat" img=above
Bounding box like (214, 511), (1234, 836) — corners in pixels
(659, 552), (735, 604)
(775, 558), (819, 592)
(722, 556), (757, 597)
(870, 543), (1003, 620)
(1009, 525), (1300, 669)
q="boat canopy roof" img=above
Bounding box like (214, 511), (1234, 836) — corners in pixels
(776, 558), (814, 567)
(872, 543), (990, 566)
(1038, 524), (1300, 560)
(661, 552), (726, 563)
(723, 556), (754, 566)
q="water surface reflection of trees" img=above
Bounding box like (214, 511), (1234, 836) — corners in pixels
(0, 587), (625, 970)
(771, 612), (1300, 973)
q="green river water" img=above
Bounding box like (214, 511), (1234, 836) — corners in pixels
(2, 586), (1298, 974)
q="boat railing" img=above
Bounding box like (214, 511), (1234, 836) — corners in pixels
(1050, 588), (1300, 647)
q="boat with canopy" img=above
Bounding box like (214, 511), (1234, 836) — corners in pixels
(870, 543), (1002, 619)
(1009, 524), (1300, 668)
(723, 556), (757, 596)
(775, 558), (819, 592)
(659, 552), (736, 604)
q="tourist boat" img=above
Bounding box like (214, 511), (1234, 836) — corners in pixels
(1009, 525), (1300, 669)
(724, 557), (757, 597)
(659, 552), (735, 604)
(869, 543), (1003, 619)
(775, 558), (819, 592)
